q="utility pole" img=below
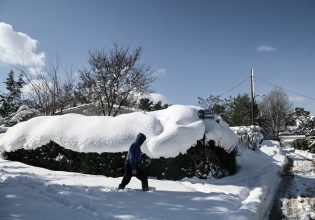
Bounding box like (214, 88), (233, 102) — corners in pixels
(250, 68), (255, 125)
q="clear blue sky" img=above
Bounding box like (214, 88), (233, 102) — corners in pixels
(1, 0), (315, 113)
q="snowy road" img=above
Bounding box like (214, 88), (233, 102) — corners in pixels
(270, 152), (315, 220)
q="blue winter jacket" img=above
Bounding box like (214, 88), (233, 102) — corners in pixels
(126, 133), (149, 170)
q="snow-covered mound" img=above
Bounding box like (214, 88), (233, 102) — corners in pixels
(0, 105), (237, 158)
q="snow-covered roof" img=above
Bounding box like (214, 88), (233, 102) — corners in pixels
(0, 105), (237, 158)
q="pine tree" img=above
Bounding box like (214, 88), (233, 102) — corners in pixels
(138, 98), (153, 111)
(0, 70), (25, 117)
(153, 101), (163, 110)
(5, 70), (15, 94)
(16, 73), (25, 99)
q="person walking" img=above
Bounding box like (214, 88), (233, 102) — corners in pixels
(118, 133), (151, 191)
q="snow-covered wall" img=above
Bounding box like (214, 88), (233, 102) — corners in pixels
(0, 105), (238, 158)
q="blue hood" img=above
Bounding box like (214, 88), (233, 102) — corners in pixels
(135, 133), (146, 146)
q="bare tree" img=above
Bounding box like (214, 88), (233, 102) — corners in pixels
(258, 87), (293, 140)
(17, 58), (76, 115)
(79, 44), (155, 116)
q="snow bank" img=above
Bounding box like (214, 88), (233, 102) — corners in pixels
(0, 105), (237, 158)
(227, 140), (286, 219)
(294, 149), (315, 161)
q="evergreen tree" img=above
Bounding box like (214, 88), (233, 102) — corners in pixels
(292, 107), (315, 136)
(225, 94), (258, 126)
(5, 70), (15, 94)
(197, 94), (257, 126)
(0, 70), (25, 117)
(138, 98), (169, 111)
(0, 92), (9, 117)
(16, 73), (25, 99)
(138, 98), (153, 111)
(152, 101), (163, 110)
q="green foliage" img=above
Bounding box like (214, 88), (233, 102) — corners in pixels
(197, 93), (258, 126)
(138, 98), (169, 111)
(138, 98), (153, 111)
(198, 95), (226, 117)
(286, 107), (310, 127)
(289, 107), (315, 136)
(225, 94), (258, 126)
(4, 139), (237, 180)
(292, 138), (315, 152)
(0, 70), (25, 117)
(149, 139), (237, 179)
(152, 100), (169, 111)
(5, 70), (25, 100)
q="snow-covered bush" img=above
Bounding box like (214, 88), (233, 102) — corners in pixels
(0, 105), (237, 157)
(3, 139), (236, 180)
(292, 138), (315, 153)
(5, 105), (41, 127)
(230, 126), (264, 149)
(1, 105), (238, 179)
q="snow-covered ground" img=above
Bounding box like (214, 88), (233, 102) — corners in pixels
(294, 149), (315, 161)
(0, 140), (286, 220)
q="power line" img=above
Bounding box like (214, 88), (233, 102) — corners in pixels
(255, 76), (315, 101)
(218, 76), (250, 96)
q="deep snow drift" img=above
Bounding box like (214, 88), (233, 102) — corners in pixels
(0, 105), (237, 158)
(0, 140), (286, 220)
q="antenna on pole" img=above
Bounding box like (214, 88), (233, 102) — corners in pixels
(250, 68), (255, 125)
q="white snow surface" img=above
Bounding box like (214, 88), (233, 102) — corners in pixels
(294, 149), (315, 161)
(0, 105), (237, 158)
(0, 140), (286, 220)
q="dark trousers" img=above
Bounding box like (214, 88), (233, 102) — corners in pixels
(118, 164), (149, 191)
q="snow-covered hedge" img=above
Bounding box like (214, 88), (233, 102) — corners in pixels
(0, 105), (238, 158)
(4, 139), (237, 180)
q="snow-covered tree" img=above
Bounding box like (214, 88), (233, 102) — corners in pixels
(0, 70), (25, 117)
(258, 87), (293, 140)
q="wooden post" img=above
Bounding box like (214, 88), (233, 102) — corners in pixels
(250, 68), (255, 125)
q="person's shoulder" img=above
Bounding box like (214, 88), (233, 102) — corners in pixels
(130, 142), (139, 150)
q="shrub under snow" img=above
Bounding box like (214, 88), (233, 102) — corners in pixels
(5, 105), (41, 127)
(0, 105), (238, 179)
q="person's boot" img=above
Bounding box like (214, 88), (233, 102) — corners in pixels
(118, 184), (125, 190)
(142, 186), (149, 191)
(142, 181), (149, 191)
